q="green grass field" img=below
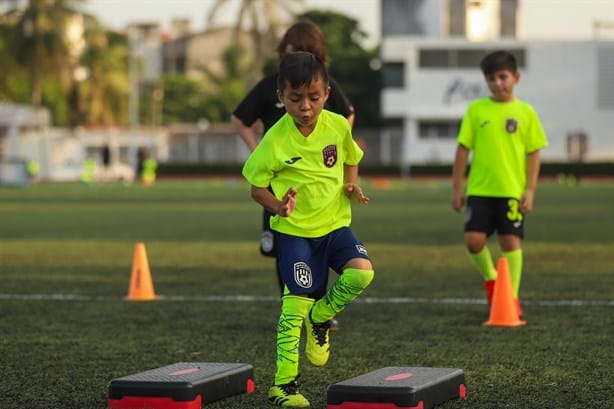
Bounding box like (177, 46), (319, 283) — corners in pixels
(1, 179), (612, 409)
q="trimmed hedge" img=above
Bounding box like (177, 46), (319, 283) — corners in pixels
(157, 161), (614, 177)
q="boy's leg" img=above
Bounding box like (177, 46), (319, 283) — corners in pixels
(306, 264), (374, 366)
(465, 232), (497, 304)
(268, 295), (313, 408)
(501, 247), (523, 318)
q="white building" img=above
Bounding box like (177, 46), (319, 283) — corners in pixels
(379, 0), (614, 172)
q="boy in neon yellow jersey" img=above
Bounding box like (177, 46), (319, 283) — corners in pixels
(451, 50), (548, 318)
(242, 51), (374, 408)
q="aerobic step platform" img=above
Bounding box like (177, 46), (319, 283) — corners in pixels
(327, 366), (466, 409)
(107, 362), (254, 409)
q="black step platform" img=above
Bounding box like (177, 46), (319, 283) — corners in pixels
(327, 366), (466, 409)
(107, 362), (254, 409)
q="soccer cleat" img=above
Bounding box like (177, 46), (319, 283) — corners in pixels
(268, 377), (310, 408)
(305, 310), (331, 366)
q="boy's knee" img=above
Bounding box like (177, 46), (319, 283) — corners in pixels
(343, 268), (374, 289)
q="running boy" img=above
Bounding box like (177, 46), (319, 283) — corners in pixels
(451, 50), (548, 318)
(242, 51), (374, 408)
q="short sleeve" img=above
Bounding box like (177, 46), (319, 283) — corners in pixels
(457, 102), (476, 149)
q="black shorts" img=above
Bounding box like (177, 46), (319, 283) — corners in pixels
(277, 227), (370, 296)
(465, 196), (524, 238)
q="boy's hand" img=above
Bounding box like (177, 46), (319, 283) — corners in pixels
(278, 187), (297, 217)
(451, 189), (465, 212)
(520, 189), (535, 214)
(344, 183), (369, 204)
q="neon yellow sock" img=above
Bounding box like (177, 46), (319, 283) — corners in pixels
(467, 247), (497, 281)
(311, 268), (374, 323)
(502, 249), (523, 298)
(274, 295), (313, 385)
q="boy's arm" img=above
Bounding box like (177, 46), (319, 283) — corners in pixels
(343, 164), (369, 204)
(451, 145), (470, 212)
(231, 114), (259, 152)
(520, 150), (541, 214)
(251, 186), (296, 217)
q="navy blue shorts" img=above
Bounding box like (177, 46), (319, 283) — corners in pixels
(465, 196), (524, 238)
(277, 227), (370, 296)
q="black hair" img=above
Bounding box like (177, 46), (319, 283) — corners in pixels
(277, 51), (329, 92)
(480, 50), (518, 76)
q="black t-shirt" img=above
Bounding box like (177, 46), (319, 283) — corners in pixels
(232, 73), (353, 133)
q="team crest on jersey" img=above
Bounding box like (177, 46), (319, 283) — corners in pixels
(322, 144), (337, 168)
(505, 119), (518, 134)
(293, 262), (313, 288)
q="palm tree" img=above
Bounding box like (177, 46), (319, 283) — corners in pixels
(5, 0), (84, 106)
(206, 0), (304, 79)
(77, 23), (130, 126)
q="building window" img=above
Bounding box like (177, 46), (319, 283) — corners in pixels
(418, 120), (461, 139)
(448, 0), (518, 38)
(449, 0), (466, 37)
(419, 48), (526, 69)
(382, 62), (405, 88)
(597, 44), (614, 108)
(381, 0), (425, 36)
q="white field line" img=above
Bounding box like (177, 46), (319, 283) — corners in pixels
(0, 293), (612, 307)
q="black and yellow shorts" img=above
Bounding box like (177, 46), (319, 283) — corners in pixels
(464, 196), (524, 238)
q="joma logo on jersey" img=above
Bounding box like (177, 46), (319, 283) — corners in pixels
(322, 144), (337, 168)
(293, 262), (313, 288)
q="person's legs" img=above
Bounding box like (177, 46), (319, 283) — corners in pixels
(499, 234), (523, 317)
(307, 257), (374, 366)
(465, 231), (497, 304)
(464, 197), (497, 304)
(268, 294), (312, 408)
(271, 232), (329, 405)
(496, 197), (524, 317)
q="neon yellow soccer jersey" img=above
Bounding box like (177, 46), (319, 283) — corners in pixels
(242, 110), (363, 238)
(457, 97), (548, 199)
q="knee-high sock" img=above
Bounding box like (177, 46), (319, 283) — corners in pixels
(311, 268), (374, 323)
(274, 295), (313, 385)
(502, 249), (523, 298)
(467, 247), (498, 281)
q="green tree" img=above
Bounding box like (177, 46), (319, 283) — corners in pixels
(77, 22), (130, 126)
(0, 23), (29, 102)
(159, 74), (207, 124)
(207, 0), (303, 81)
(299, 10), (381, 127)
(199, 45), (253, 122)
(7, 0), (84, 107)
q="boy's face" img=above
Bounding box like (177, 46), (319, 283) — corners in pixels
(278, 77), (330, 134)
(485, 69), (520, 102)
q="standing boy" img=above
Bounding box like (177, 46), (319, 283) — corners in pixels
(451, 50), (548, 318)
(233, 22), (354, 326)
(242, 52), (374, 408)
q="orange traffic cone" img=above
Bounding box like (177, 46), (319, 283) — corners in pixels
(483, 257), (526, 327)
(125, 242), (156, 301)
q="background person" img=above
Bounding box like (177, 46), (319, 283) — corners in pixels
(451, 50), (548, 318)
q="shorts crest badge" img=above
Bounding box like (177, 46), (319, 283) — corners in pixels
(293, 262), (313, 289)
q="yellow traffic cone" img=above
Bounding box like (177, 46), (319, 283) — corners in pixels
(125, 242), (156, 301)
